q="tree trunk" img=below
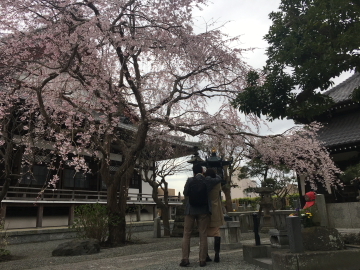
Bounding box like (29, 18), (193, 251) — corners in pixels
(106, 183), (126, 245)
(162, 181), (171, 236)
(160, 205), (170, 237)
(0, 178), (11, 203)
(222, 166), (233, 212)
(147, 178), (172, 237)
(105, 121), (149, 245)
(222, 184), (232, 212)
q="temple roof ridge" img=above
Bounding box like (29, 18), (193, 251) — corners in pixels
(324, 72), (360, 103)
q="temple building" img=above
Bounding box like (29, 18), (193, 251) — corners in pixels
(0, 120), (197, 229)
(299, 72), (360, 202)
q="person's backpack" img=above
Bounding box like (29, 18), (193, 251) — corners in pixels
(188, 176), (208, 207)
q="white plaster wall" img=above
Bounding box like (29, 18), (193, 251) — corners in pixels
(231, 177), (258, 199)
(5, 216), (68, 229)
(125, 213), (153, 222)
(141, 180), (152, 194)
(5, 212), (155, 229)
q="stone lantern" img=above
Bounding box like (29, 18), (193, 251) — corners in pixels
(192, 148), (233, 181)
(254, 187), (274, 233)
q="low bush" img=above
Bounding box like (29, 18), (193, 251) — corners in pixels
(72, 203), (109, 243)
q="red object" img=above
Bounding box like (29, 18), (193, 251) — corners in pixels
(303, 191), (316, 209)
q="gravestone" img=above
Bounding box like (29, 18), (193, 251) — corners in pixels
(171, 204), (185, 237)
(153, 217), (161, 238)
(314, 194), (328, 227)
(239, 214), (249, 233)
(286, 216), (304, 253)
(208, 221), (242, 249)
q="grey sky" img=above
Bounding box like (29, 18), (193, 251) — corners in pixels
(165, 0), (353, 194)
(167, 1), (284, 194)
(193, 0), (281, 70)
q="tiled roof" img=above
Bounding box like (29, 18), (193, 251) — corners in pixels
(317, 73), (360, 149)
(324, 73), (360, 103)
(318, 110), (360, 148)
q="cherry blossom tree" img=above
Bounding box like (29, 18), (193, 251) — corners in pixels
(0, 0), (251, 244)
(139, 145), (190, 237)
(198, 104), (268, 211)
(199, 109), (342, 210)
(252, 123), (343, 191)
(0, 0), (343, 245)
(0, 101), (25, 202)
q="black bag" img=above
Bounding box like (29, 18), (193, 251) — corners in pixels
(188, 177), (208, 207)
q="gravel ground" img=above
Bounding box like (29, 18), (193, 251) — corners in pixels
(2, 231), (269, 270)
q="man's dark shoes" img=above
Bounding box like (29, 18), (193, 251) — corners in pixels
(200, 261), (207, 267)
(179, 259), (190, 267)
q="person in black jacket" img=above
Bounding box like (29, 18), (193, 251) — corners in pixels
(179, 164), (221, 267)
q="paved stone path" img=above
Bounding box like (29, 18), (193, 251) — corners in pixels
(3, 227), (358, 269)
(3, 230), (269, 270)
(34, 246), (258, 270)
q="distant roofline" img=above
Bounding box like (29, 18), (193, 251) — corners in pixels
(324, 72), (360, 104)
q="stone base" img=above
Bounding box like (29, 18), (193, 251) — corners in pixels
(220, 221), (241, 249)
(269, 229), (289, 249)
(243, 244), (272, 263)
(207, 237), (242, 250)
(272, 248), (360, 270)
(302, 227), (345, 251)
(207, 221), (242, 250)
(244, 244), (360, 270)
(243, 244), (274, 269)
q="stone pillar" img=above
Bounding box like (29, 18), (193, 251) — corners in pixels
(210, 221), (242, 250)
(286, 216), (303, 253)
(153, 217), (161, 238)
(136, 206), (141, 222)
(315, 194), (328, 227)
(253, 213), (261, 246)
(36, 205), (44, 228)
(170, 204), (184, 237)
(232, 203), (239, 212)
(68, 205), (75, 227)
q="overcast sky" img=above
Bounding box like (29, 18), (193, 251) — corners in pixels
(193, 0), (281, 70)
(163, 0), (353, 195)
(164, 1), (283, 194)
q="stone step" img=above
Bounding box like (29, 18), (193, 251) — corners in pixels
(253, 257), (273, 270)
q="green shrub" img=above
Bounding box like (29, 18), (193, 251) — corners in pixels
(233, 197), (261, 210)
(286, 193), (300, 209)
(232, 194), (300, 210)
(72, 203), (109, 243)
